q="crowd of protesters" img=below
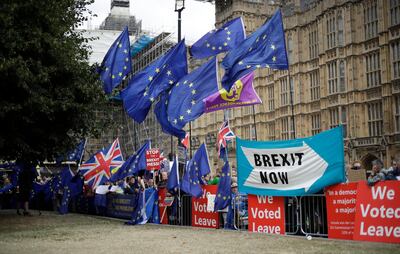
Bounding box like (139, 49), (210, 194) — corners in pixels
(1, 156), (399, 230)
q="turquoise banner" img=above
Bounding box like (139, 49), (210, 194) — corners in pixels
(236, 126), (345, 196)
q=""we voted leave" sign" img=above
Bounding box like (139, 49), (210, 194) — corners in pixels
(236, 127), (345, 196)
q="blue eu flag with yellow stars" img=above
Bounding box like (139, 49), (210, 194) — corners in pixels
(180, 144), (210, 197)
(221, 9), (288, 90)
(188, 159), (203, 198)
(110, 141), (150, 182)
(98, 27), (132, 94)
(167, 57), (219, 130)
(121, 40), (187, 123)
(127, 188), (160, 225)
(154, 92), (186, 139)
(191, 17), (245, 59)
(214, 160), (232, 211)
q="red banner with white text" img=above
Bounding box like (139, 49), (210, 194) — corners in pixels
(248, 195), (285, 235)
(191, 185), (219, 229)
(353, 181), (400, 243)
(158, 188), (168, 225)
(325, 182), (358, 240)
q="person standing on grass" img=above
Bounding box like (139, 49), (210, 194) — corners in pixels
(17, 162), (37, 216)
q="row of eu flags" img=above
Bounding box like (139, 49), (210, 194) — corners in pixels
(98, 9), (289, 141)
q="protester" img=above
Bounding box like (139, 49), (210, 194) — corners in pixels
(157, 171), (168, 189)
(17, 162), (38, 216)
(351, 161), (362, 170)
(147, 178), (156, 189)
(94, 182), (111, 216)
(367, 159), (386, 186)
(0, 176), (13, 209)
(208, 171), (220, 185)
(383, 158), (400, 180)
(109, 182), (124, 194)
(124, 177), (139, 194)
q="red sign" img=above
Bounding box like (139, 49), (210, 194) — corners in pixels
(325, 182), (358, 240)
(145, 149), (160, 170)
(158, 188), (168, 224)
(353, 181), (400, 243)
(248, 195), (285, 235)
(191, 185), (219, 229)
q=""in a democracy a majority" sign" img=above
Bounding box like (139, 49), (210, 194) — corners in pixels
(236, 126), (345, 196)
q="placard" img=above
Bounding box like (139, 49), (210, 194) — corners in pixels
(248, 195), (285, 235)
(145, 148), (160, 170)
(325, 182), (358, 239)
(158, 188), (168, 224)
(192, 185), (219, 229)
(353, 181), (400, 243)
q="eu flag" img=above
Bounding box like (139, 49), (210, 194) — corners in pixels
(214, 161), (232, 211)
(192, 143), (211, 177)
(191, 17), (245, 59)
(188, 159), (203, 198)
(154, 92), (186, 139)
(110, 141), (150, 182)
(181, 144), (211, 197)
(167, 57), (219, 129)
(66, 139), (86, 162)
(59, 168), (83, 214)
(127, 188), (160, 225)
(98, 27), (132, 94)
(180, 161), (191, 194)
(167, 155), (179, 192)
(221, 9), (288, 90)
(121, 40), (188, 123)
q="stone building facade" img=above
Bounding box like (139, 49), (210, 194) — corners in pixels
(191, 0), (400, 170)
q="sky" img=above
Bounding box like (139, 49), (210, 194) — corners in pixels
(84, 0), (215, 44)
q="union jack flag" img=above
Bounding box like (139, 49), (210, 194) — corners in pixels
(181, 133), (189, 149)
(217, 121), (235, 157)
(79, 139), (124, 190)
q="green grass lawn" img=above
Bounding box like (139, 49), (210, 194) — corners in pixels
(0, 210), (398, 254)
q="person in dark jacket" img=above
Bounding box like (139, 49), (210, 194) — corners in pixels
(17, 162), (37, 216)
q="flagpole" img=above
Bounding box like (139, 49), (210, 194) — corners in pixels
(176, 154), (182, 226)
(170, 136), (174, 156)
(252, 105), (258, 141)
(288, 70), (296, 139)
(252, 69), (260, 141)
(224, 113), (232, 178)
(78, 138), (88, 167)
(189, 122), (192, 158)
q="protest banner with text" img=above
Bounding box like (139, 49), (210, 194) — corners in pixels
(325, 182), (358, 240)
(192, 185), (219, 229)
(248, 195), (285, 235)
(236, 127), (345, 196)
(158, 188), (168, 224)
(353, 181), (400, 243)
(145, 148), (160, 170)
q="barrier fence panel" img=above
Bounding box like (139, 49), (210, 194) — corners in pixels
(285, 197), (300, 235)
(232, 193), (248, 230)
(181, 194), (192, 226)
(299, 195), (328, 237)
(166, 195), (181, 226)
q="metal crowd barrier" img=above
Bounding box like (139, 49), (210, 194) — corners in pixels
(232, 193), (248, 230)
(299, 194), (328, 237)
(285, 197), (300, 235)
(229, 194), (327, 237)
(24, 187), (327, 237)
(180, 194), (192, 226)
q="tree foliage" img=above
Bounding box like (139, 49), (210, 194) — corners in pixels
(0, 0), (108, 162)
